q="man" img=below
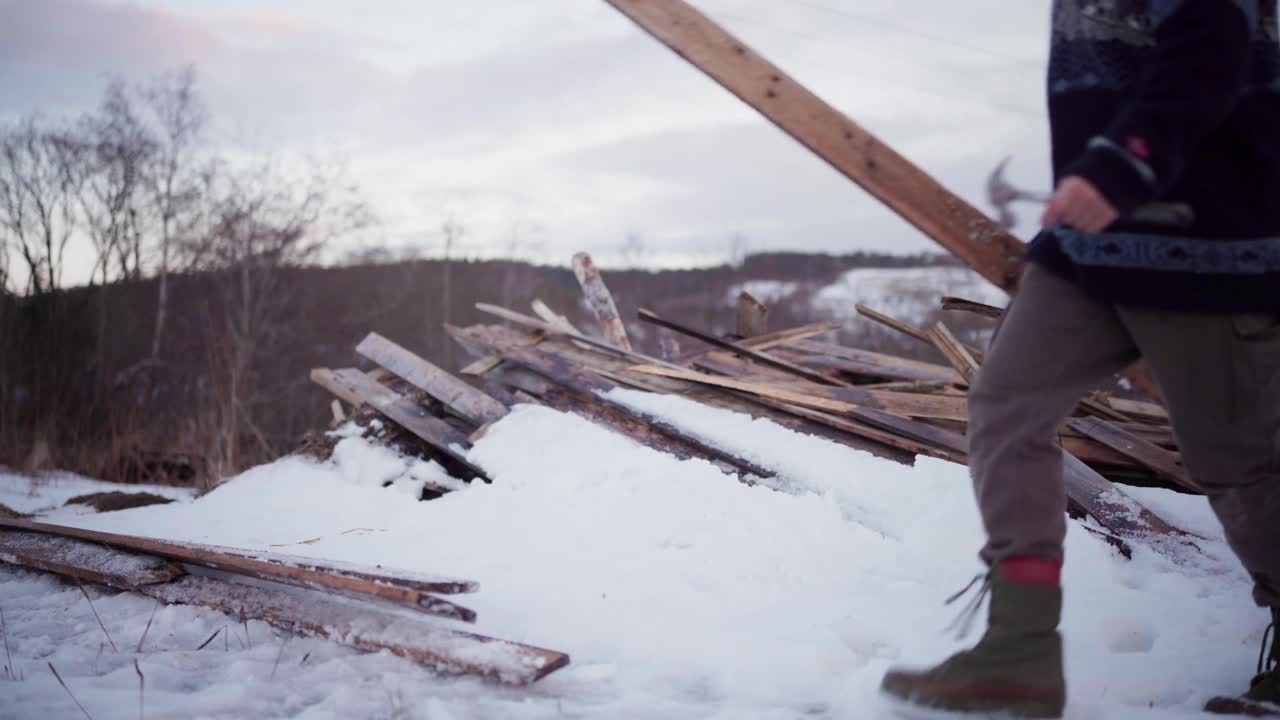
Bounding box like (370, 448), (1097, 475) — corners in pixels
(879, 1), (1280, 718)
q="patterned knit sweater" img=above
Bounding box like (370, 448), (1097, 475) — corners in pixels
(1027, 0), (1280, 311)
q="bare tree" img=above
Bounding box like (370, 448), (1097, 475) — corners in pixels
(438, 215), (464, 369)
(191, 159), (368, 477)
(143, 66), (206, 358)
(76, 80), (157, 286)
(0, 118), (83, 295)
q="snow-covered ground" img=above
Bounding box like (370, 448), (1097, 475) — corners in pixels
(0, 470), (197, 519)
(726, 266), (1009, 329)
(0, 392), (1267, 719)
(812, 266), (1010, 327)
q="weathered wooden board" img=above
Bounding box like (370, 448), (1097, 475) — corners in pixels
(530, 299), (580, 335)
(736, 292), (768, 338)
(142, 575), (567, 685)
(1060, 454), (1197, 544)
(733, 321), (843, 352)
(1068, 417), (1200, 493)
(475, 303), (684, 372)
(0, 518), (480, 622)
(638, 363), (971, 458)
(638, 308), (851, 387)
(941, 296), (1005, 319)
(596, 0), (1025, 290)
(322, 368), (489, 481)
(572, 252), (632, 351)
(928, 322), (981, 384)
(0, 529), (183, 589)
(785, 341), (962, 384)
(631, 365), (971, 422)
(357, 332), (509, 427)
(452, 323), (917, 465)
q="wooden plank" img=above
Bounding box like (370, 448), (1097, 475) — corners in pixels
(736, 292), (768, 338)
(325, 368), (489, 481)
(638, 307), (852, 387)
(786, 340), (962, 384)
(750, 398), (967, 464)
(0, 529), (183, 589)
(1061, 454), (1197, 544)
(572, 252), (632, 350)
(460, 354), (503, 377)
(1102, 396), (1170, 424)
(311, 367), (362, 406)
(475, 303), (685, 371)
(452, 323), (918, 465)
(530, 299), (580, 335)
(734, 320), (843, 352)
(941, 296), (1005, 319)
(0, 517), (480, 606)
(142, 575), (567, 685)
(596, 0), (1024, 291)
(357, 332), (509, 427)
(857, 303), (934, 344)
(631, 364), (971, 422)
(1068, 417), (1201, 493)
(927, 322), (980, 384)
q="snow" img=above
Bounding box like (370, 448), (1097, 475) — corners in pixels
(725, 280), (800, 306)
(812, 266), (1010, 327)
(0, 397), (1268, 719)
(0, 470), (196, 518)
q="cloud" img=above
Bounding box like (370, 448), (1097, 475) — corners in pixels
(0, 0), (1058, 282)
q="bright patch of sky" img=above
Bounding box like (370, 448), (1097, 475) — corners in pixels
(0, 0), (1054, 284)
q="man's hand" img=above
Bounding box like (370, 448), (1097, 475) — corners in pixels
(1041, 176), (1119, 233)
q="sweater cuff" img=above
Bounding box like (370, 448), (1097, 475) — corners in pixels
(1062, 136), (1158, 216)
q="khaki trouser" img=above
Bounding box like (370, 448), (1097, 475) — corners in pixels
(971, 262), (1280, 607)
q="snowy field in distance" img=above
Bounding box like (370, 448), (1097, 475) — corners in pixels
(0, 393), (1266, 719)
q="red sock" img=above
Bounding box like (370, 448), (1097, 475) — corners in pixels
(1000, 557), (1062, 587)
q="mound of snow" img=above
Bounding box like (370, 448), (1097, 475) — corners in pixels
(0, 398), (1264, 719)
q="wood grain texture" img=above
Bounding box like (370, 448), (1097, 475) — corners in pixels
(356, 332), (508, 426)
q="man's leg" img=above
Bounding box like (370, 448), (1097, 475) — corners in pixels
(1120, 308), (1280, 709)
(970, 263), (1141, 565)
(881, 263), (1140, 719)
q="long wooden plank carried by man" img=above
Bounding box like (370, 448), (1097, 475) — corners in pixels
(598, 0), (1025, 290)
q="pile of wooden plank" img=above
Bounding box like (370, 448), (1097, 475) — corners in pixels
(0, 517), (569, 685)
(309, 252), (1199, 562)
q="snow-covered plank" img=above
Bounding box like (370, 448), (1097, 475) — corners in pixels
(596, 0), (1024, 290)
(141, 575), (569, 685)
(0, 529), (182, 589)
(0, 518), (480, 620)
(356, 332), (508, 427)
(571, 252), (632, 351)
(503, 352), (775, 481)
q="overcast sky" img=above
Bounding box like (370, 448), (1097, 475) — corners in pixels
(0, 0), (1054, 283)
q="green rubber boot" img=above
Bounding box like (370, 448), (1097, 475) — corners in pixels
(1205, 608), (1280, 716)
(880, 564), (1066, 719)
